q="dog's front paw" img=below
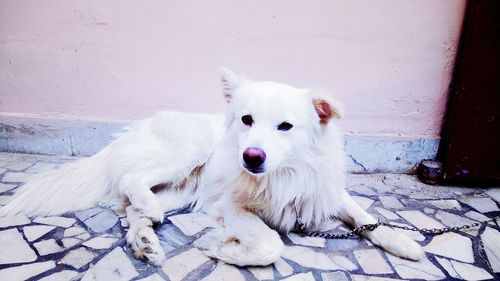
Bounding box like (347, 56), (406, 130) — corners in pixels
(194, 228), (283, 266)
(368, 226), (425, 261)
(126, 226), (165, 266)
(382, 232), (425, 261)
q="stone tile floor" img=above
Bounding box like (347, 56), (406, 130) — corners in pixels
(0, 152), (499, 281)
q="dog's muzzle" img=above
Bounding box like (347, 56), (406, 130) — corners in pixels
(243, 147), (266, 174)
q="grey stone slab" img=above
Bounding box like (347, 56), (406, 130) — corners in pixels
(0, 228), (37, 264)
(83, 209), (118, 233)
(162, 248), (211, 281)
(436, 256), (494, 280)
(76, 232), (91, 241)
(280, 272), (315, 281)
(459, 197), (499, 213)
(327, 255), (358, 271)
(75, 207), (105, 222)
(63, 226), (86, 237)
(26, 162), (60, 173)
(136, 274), (165, 281)
(82, 247), (138, 281)
(23, 225), (56, 242)
(375, 207), (400, 220)
(426, 199), (461, 210)
(347, 185), (378, 196)
(34, 216), (75, 227)
(351, 275), (405, 281)
(326, 236), (363, 251)
(382, 174), (479, 199)
(274, 258), (294, 277)
(423, 232), (474, 263)
(0, 261), (55, 280)
(387, 254), (445, 280)
(389, 222), (425, 241)
(464, 210), (492, 222)
(379, 196), (404, 209)
(352, 195), (374, 210)
(481, 227), (500, 273)
(354, 249), (392, 274)
(59, 247), (96, 269)
(62, 237), (81, 248)
(168, 212), (218, 236)
(435, 210), (479, 235)
(347, 174), (388, 192)
(34, 238), (64, 255)
(82, 234), (118, 249)
(39, 270), (79, 281)
(201, 262), (245, 281)
(452, 261), (494, 280)
(248, 265), (274, 280)
(0, 183), (16, 193)
(287, 233), (325, 248)
(0, 195), (10, 205)
(2, 172), (33, 182)
(0, 161), (35, 171)
(281, 246), (341, 270)
(321, 271), (349, 281)
(0, 213), (30, 227)
(158, 224), (190, 250)
(435, 256), (460, 279)
(485, 188), (500, 203)
(397, 210), (444, 229)
(400, 198), (421, 206)
(423, 207), (435, 214)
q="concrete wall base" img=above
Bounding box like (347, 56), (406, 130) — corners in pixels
(0, 115), (438, 173)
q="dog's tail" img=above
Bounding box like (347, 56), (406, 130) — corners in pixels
(0, 146), (118, 217)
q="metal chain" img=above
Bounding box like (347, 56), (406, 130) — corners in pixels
(297, 215), (500, 239)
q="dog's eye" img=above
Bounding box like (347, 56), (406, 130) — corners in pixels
(277, 121), (293, 131)
(241, 115), (254, 126)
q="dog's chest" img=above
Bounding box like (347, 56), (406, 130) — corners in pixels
(250, 179), (338, 232)
(257, 203), (298, 233)
(230, 166), (340, 233)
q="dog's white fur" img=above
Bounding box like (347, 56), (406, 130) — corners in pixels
(1, 69), (424, 266)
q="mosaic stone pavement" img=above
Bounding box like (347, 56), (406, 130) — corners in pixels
(0, 152), (499, 281)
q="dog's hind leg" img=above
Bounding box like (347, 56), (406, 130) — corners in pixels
(119, 170), (168, 223)
(125, 205), (165, 265)
(335, 191), (425, 261)
(117, 152), (206, 223)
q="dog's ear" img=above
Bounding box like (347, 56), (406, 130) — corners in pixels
(220, 67), (242, 103)
(309, 91), (344, 125)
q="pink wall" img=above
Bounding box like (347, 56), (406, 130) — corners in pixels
(0, 0), (466, 138)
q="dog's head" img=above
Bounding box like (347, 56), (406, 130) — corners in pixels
(221, 68), (343, 176)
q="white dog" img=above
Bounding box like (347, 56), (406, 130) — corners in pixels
(1, 68), (424, 266)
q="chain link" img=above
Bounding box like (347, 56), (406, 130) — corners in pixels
(296, 215), (499, 239)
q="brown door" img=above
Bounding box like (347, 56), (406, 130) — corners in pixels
(438, 0), (500, 185)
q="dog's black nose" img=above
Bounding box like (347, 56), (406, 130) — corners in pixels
(243, 148), (266, 170)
